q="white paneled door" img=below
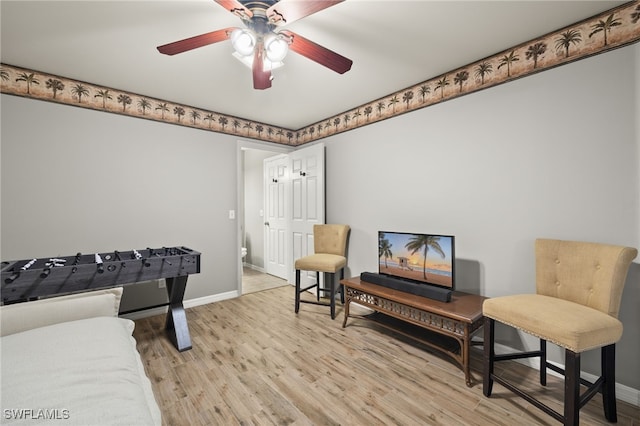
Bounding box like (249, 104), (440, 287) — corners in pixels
(264, 154), (289, 280)
(290, 143), (325, 288)
(263, 143), (325, 284)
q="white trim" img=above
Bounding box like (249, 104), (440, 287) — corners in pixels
(492, 342), (639, 407)
(237, 138), (293, 296)
(120, 306), (168, 321)
(184, 290), (239, 309)
(120, 290), (239, 321)
(243, 262), (266, 273)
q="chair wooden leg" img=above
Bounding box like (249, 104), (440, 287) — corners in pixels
(564, 349), (580, 426)
(540, 339), (547, 386)
(483, 317), (495, 397)
(295, 269), (301, 313)
(316, 272), (321, 301)
(482, 320), (614, 426)
(329, 272), (336, 319)
(602, 344), (617, 422)
(339, 268), (345, 304)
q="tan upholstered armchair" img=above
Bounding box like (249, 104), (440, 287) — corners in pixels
(482, 238), (637, 426)
(294, 224), (350, 319)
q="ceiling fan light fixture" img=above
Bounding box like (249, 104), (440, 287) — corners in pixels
(231, 28), (256, 56)
(264, 34), (289, 62)
(156, 1), (352, 90)
(232, 51), (284, 71)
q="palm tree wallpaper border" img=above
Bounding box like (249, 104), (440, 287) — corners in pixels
(1, 1), (639, 146)
(297, 1), (640, 145)
(1, 65), (297, 146)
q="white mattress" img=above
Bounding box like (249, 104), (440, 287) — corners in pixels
(1, 317), (161, 425)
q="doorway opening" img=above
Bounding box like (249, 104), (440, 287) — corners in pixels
(237, 141), (290, 295)
(237, 140), (326, 296)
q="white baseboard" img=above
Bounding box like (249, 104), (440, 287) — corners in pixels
(183, 290), (239, 309)
(492, 342), (639, 407)
(120, 306), (168, 321)
(120, 290), (239, 321)
(242, 263), (265, 273)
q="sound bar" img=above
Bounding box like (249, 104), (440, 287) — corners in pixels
(360, 272), (452, 302)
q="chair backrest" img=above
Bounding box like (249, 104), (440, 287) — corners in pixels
(535, 238), (637, 318)
(313, 224), (350, 256)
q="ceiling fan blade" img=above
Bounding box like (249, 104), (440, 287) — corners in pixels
(281, 30), (352, 74)
(157, 27), (236, 55)
(267, 0), (344, 26)
(214, 0), (253, 19)
(253, 45), (272, 90)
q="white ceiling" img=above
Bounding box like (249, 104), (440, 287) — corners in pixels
(0, 0), (627, 130)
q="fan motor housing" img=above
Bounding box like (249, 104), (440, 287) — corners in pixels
(240, 1), (278, 12)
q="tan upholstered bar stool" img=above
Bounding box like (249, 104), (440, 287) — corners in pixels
(294, 224), (350, 319)
(483, 238), (637, 426)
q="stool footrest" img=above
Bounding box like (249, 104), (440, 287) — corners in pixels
(546, 362), (564, 376)
(491, 374), (564, 423)
(299, 300), (331, 307)
(494, 350), (543, 362)
(579, 376), (603, 410)
(317, 286), (339, 294)
(299, 283), (319, 293)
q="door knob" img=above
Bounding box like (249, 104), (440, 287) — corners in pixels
(264, 222), (270, 226)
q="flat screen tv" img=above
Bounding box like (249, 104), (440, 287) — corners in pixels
(378, 231), (455, 290)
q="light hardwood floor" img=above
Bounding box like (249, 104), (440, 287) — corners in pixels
(242, 267), (288, 294)
(133, 286), (640, 425)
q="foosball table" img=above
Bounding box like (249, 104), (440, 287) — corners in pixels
(1, 246), (201, 352)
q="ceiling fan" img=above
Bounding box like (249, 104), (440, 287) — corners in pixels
(157, 0), (353, 90)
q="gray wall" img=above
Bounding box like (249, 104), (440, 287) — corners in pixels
(242, 149), (275, 269)
(1, 97), (239, 309)
(637, 41), (640, 246)
(1, 43), (638, 391)
(324, 44), (640, 390)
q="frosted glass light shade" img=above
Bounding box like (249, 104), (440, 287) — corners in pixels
(231, 29), (256, 56)
(264, 34), (289, 62)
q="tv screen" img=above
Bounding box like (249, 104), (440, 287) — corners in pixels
(378, 231), (455, 290)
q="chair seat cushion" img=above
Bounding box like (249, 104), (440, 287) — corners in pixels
(295, 254), (346, 273)
(483, 294), (623, 353)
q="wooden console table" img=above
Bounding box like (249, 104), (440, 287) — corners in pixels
(341, 277), (486, 386)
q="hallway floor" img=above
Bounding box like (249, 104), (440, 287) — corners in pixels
(242, 266), (288, 295)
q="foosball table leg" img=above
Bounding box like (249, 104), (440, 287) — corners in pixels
(164, 275), (192, 352)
